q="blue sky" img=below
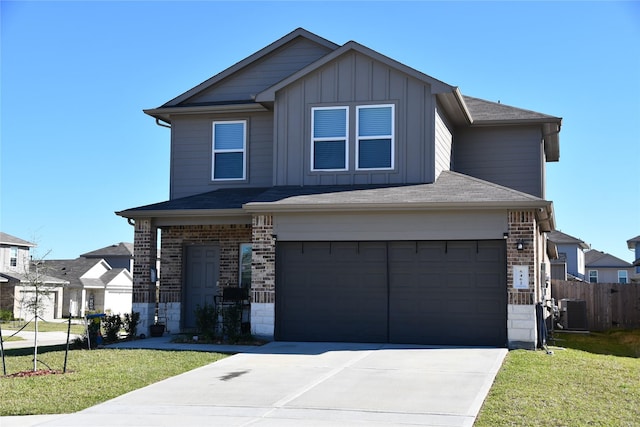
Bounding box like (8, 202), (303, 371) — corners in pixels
(1, 1), (639, 262)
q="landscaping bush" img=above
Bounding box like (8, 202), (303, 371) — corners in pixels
(102, 314), (122, 343)
(123, 311), (140, 339)
(194, 303), (218, 340)
(0, 309), (13, 322)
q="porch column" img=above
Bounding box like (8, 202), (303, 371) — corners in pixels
(251, 214), (275, 339)
(132, 218), (158, 337)
(507, 210), (539, 349)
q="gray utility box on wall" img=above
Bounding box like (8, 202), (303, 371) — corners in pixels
(559, 299), (588, 330)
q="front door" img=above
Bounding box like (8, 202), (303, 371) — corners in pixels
(183, 245), (220, 330)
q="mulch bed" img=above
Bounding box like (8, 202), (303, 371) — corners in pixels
(3, 369), (68, 378)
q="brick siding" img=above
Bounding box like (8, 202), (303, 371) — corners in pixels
(160, 224), (252, 303)
(251, 215), (275, 304)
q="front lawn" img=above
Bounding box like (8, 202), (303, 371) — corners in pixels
(0, 348), (226, 415)
(1, 319), (86, 335)
(475, 329), (640, 426)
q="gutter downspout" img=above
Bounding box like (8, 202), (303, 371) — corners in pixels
(155, 118), (171, 128)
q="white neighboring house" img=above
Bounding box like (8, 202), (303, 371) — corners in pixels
(45, 255), (133, 317)
(0, 232), (68, 321)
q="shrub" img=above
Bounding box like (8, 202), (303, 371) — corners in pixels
(0, 309), (13, 322)
(194, 303), (218, 340)
(103, 314), (122, 343)
(123, 311), (140, 339)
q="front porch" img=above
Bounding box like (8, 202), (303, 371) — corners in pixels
(130, 216), (275, 338)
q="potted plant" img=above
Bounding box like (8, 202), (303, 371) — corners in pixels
(149, 323), (165, 337)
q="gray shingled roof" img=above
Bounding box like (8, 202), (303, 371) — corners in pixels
(44, 258), (105, 288)
(246, 171), (547, 209)
(119, 171), (551, 216)
(548, 230), (590, 249)
(116, 187), (271, 216)
(81, 242), (133, 258)
(0, 232), (35, 247)
(0, 271), (68, 285)
(463, 96), (560, 123)
(585, 249), (632, 268)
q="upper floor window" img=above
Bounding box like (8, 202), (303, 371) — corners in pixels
(311, 107), (348, 171)
(618, 270), (628, 284)
(212, 121), (246, 180)
(588, 270), (598, 283)
(356, 104), (394, 170)
(10, 246), (17, 267)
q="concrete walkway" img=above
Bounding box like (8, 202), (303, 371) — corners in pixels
(2, 340), (507, 427)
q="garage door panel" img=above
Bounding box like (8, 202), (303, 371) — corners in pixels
(277, 240), (506, 346)
(389, 240), (506, 346)
(276, 241), (388, 343)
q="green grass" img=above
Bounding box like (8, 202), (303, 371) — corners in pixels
(2, 320), (85, 335)
(475, 329), (640, 426)
(0, 348), (226, 415)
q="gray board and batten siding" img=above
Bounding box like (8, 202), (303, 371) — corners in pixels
(272, 50), (442, 186)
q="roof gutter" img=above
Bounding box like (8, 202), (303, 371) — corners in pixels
(115, 208), (248, 219)
(243, 200), (553, 214)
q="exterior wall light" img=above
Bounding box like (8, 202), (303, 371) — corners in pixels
(516, 240), (525, 251)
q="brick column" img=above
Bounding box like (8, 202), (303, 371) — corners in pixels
(132, 218), (157, 336)
(251, 214), (275, 338)
(506, 210), (538, 349)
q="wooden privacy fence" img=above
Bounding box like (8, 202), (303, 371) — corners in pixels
(552, 280), (640, 331)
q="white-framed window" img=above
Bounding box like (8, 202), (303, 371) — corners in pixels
(356, 104), (394, 170)
(589, 270), (598, 283)
(618, 270), (628, 284)
(10, 246), (17, 267)
(212, 120), (247, 180)
(239, 243), (252, 288)
(311, 106), (348, 171)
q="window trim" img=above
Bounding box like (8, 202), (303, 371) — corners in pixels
(310, 106), (349, 172)
(10, 246), (17, 268)
(212, 120), (247, 181)
(588, 270), (598, 283)
(355, 104), (395, 170)
(618, 270), (628, 284)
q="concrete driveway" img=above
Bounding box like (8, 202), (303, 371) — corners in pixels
(6, 342), (507, 427)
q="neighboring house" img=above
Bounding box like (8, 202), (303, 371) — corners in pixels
(584, 249), (634, 284)
(0, 232), (67, 321)
(81, 242), (134, 272)
(548, 230), (590, 281)
(117, 28), (562, 349)
(45, 248), (133, 317)
(627, 235), (640, 281)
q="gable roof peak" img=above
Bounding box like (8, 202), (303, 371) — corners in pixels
(156, 28), (339, 110)
(256, 39), (456, 103)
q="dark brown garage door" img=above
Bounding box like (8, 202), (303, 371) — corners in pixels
(275, 240), (507, 346)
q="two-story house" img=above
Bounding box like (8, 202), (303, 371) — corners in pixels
(0, 232), (67, 320)
(117, 29), (562, 349)
(548, 230), (590, 281)
(584, 249), (635, 284)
